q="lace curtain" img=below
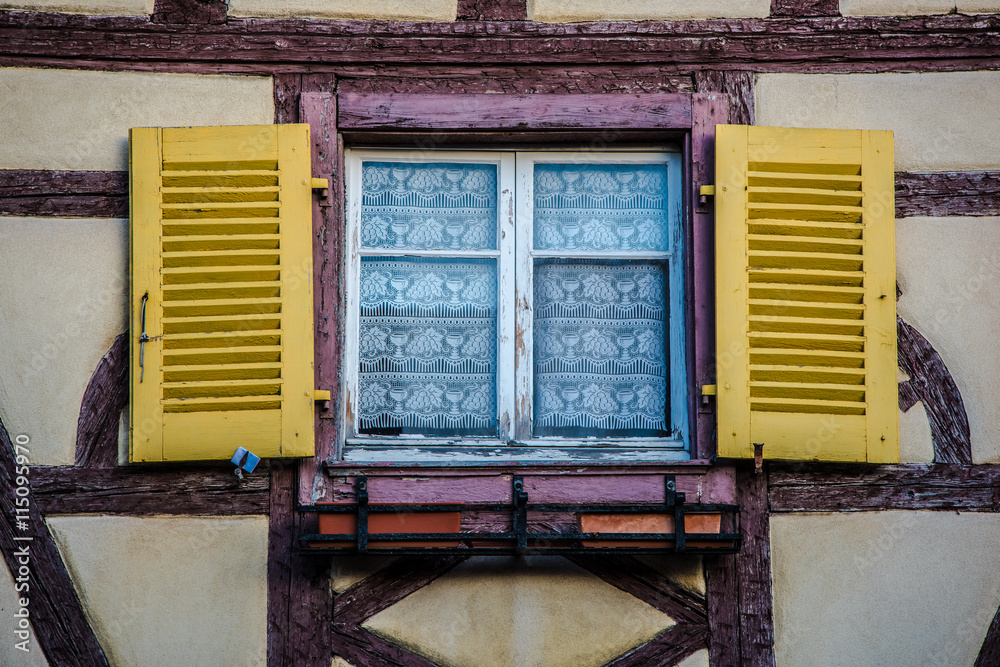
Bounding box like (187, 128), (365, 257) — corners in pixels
(532, 162), (671, 437)
(357, 161), (499, 436)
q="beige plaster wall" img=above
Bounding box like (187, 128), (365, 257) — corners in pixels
(0, 217), (127, 465)
(0, 552), (50, 667)
(755, 72), (1000, 172)
(677, 649), (709, 667)
(364, 555), (675, 667)
(841, 0), (1000, 14)
(0, 0), (153, 14)
(48, 515), (268, 667)
(228, 0), (457, 20)
(897, 217), (1000, 463)
(772, 512), (1000, 666)
(527, 0), (770, 21)
(0, 68), (273, 172)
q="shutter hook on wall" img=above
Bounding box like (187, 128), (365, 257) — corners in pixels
(138, 292), (150, 382)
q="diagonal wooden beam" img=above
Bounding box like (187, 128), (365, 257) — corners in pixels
(604, 622), (708, 667)
(975, 605), (1000, 667)
(76, 332), (128, 468)
(566, 554), (707, 627)
(334, 555), (469, 626)
(0, 418), (109, 666)
(332, 627), (438, 667)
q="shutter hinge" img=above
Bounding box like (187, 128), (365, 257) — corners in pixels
(697, 184), (715, 213)
(311, 177), (332, 207)
(314, 389), (332, 404)
(700, 384), (717, 409)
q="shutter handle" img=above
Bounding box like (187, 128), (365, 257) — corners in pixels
(138, 292), (150, 383)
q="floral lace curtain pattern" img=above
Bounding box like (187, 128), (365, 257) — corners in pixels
(532, 164), (671, 437)
(357, 162), (499, 436)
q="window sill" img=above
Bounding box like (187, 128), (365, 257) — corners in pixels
(330, 445), (697, 467)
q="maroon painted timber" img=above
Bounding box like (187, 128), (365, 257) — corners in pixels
(30, 465), (269, 515)
(338, 93), (693, 132)
(269, 463), (333, 667)
(771, 0), (839, 17)
(896, 171), (1000, 217)
(151, 0), (227, 24)
(769, 464), (1000, 512)
(76, 332), (127, 468)
(457, 0), (526, 21)
(298, 89), (341, 507)
(694, 70), (754, 125)
(691, 93), (729, 461)
(332, 556), (467, 666)
(976, 605), (1000, 667)
(0, 419), (109, 666)
(898, 317), (972, 464)
(1, 12), (999, 68)
(567, 554), (709, 665)
(704, 553), (741, 665)
(735, 467), (776, 666)
(0, 169), (127, 218)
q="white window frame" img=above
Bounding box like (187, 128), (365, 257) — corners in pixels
(343, 148), (688, 464)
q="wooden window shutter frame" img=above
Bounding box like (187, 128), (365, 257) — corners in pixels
(129, 124), (316, 462)
(715, 125), (898, 463)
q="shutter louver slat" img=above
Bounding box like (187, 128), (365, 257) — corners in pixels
(716, 125), (897, 463)
(130, 124), (315, 461)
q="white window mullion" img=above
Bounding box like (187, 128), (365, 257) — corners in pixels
(496, 152), (516, 442)
(513, 153), (535, 441)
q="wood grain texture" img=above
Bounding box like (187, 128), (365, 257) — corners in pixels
(771, 0), (839, 18)
(0, 169), (127, 218)
(338, 93), (692, 131)
(604, 623), (708, 667)
(30, 465), (269, 514)
(898, 317), (972, 464)
(269, 462), (334, 667)
(0, 420), (110, 666)
(332, 628), (438, 667)
(769, 463), (1000, 512)
(975, 605), (1000, 667)
(273, 73), (301, 124)
(457, 0), (526, 21)
(691, 92), (730, 461)
(694, 70), (753, 125)
(151, 0), (227, 24)
(735, 467), (775, 666)
(704, 553), (740, 665)
(76, 332), (127, 468)
(568, 554), (708, 625)
(895, 171), (1000, 218)
(1, 13), (998, 69)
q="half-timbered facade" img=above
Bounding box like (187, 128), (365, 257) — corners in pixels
(1, 1), (999, 665)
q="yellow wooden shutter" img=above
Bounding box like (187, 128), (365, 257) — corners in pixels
(715, 125), (897, 463)
(129, 125), (316, 462)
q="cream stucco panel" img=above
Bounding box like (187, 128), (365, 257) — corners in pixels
(772, 512), (1000, 666)
(957, 0), (1000, 11)
(896, 216), (1000, 463)
(755, 72), (1000, 172)
(0, 0), (153, 14)
(840, 0), (955, 15)
(676, 649), (709, 667)
(364, 556), (674, 667)
(898, 400), (934, 463)
(0, 553), (50, 667)
(0, 217), (127, 465)
(330, 555), (398, 593)
(229, 0), (457, 20)
(0, 68), (273, 171)
(528, 0), (770, 21)
(48, 515), (268, 667)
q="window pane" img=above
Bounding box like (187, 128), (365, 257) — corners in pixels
(358, 257), (497, 436)
(533, 260), (669, 438)
(361, 162), (498, 250)
(533, 164), (669, 252)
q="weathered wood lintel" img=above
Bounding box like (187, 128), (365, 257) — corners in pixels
(30, 465), (269, 515)
(6, 169), (997, 220)
(0, 12), (998, 68)
(769, 464), (1000, 512)
(338, 92), (693, 131)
